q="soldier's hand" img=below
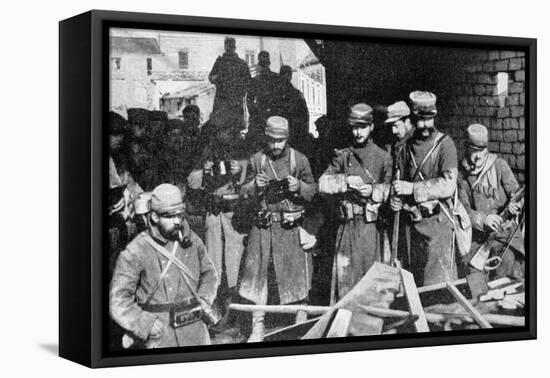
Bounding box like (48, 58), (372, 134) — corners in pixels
(484, 214), (503, 232)
(203, 160), (214, 172)
(229, 160), (241, 175)
(150, 318), (165, 338)
(508, 199), (523, 215)
(357, 184), (373, 198)
(390, 196), (403, 211)
(255, 172), (269, 188)
(287, 176), (300, 192)
(392, 180), (414, 196)
(346, 175), (364, 190)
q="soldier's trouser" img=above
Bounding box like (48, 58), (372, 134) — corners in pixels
(205, 211), (246, 289)
(410, 213), (457, 287)
(332, 218), (380, 302)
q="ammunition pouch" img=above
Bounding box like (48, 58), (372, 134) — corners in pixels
(254, 209), (273, 228)
(141, 299), (203, 329)
(254, 209), (304, 229)
(170, 303), (203, 328)
(280, 210), (305, 229)
(209, 193), (241, 214)
(338, 201), (379, 223)
(404, 200), (440, 222)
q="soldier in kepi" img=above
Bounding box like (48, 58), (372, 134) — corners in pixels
(319, 103), (392, 303)
(238, 116), (317, 342)
(383, 101), (414, 268)
(110, 184), (218, 349)
(458, 124), (524, 280)
(391, 91), (468, 286)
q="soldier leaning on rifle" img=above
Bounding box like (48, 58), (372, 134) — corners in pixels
(187, 125), (252, 331)
(391, 91), (470, 286)
(110, 184), (218, 349)
(382, 101), (415, 268)
(319, 103), (392, 303)
(458, 124), (524, 280)
(238, 116), (317, 342)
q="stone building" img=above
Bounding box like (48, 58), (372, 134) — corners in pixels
(306, 40), (527, 182)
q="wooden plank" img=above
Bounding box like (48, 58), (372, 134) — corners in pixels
(229, 303), (328, 315)
(396, 278), (468, 298)
(400, 269), (430, 333)
(264, 317), (320, 342)
(295, 310), (308, 324)
(446, 281), (493, 329)
(326, 309), (352, 338)
(302, 262), (401, 339)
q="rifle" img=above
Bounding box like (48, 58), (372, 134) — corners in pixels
(390, 169), (402, 269)
(469, 185), (525, 271)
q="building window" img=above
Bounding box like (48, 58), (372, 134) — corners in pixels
(111, 57), (121, 70)
(178, 50), (189, 69)
(245, 50), (256, 66)
(496, 72), (509, 108)
(146, 58), (152, 76)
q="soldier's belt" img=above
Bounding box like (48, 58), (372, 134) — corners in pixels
(254, 209), (304, 228)
(140, 297), (197, 313)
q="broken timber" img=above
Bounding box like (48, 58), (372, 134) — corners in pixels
(446, 280), (493, 329)
(326, 309), (353, 338)
(400, 269), (430, 332)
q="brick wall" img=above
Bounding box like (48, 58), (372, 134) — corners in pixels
(438, 50), (526, 183)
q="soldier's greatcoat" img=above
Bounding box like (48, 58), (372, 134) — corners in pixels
(110, 222), (218, 349)
(458, 154), (524, 279)
(319, 139), (392, 301)
(401, 131), (459, 286)
(209, 51), (251, 124)
(238, 146), (317, 305)
(187, 144), (250, 289)
(246, 69), (280, 137)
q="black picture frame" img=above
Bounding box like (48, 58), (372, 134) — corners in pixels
(59, 9), (537, 368)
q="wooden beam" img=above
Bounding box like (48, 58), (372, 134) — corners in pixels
(396, 278), (468, 298)
(446, 281), (493, 329)
(401, 269), (430, 332)
(229, 303), (523, 327)
(326, 309), (352, 338)
(229, 303), (328, 315)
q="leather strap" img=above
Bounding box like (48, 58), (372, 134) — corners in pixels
(409, 133), (447, 182)
(350, 149), (377, 184)
(142, 240), (178, 308)
(143, 235), (199, 283)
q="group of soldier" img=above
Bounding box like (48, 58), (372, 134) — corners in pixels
(107, 36), (525, 350)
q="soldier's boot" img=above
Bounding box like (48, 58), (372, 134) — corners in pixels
(247, 311), (265, 343)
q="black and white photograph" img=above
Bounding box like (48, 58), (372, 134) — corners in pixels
(106, 25), (530, 351)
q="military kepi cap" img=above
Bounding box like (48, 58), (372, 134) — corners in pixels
(348, 103), (373, 126)
(465, 123), (489, 150)
(409, 91), (437, 118)
(385, 101), (411, 124)
(265, 116), (289, 138)
(151, 184), (185, 216)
